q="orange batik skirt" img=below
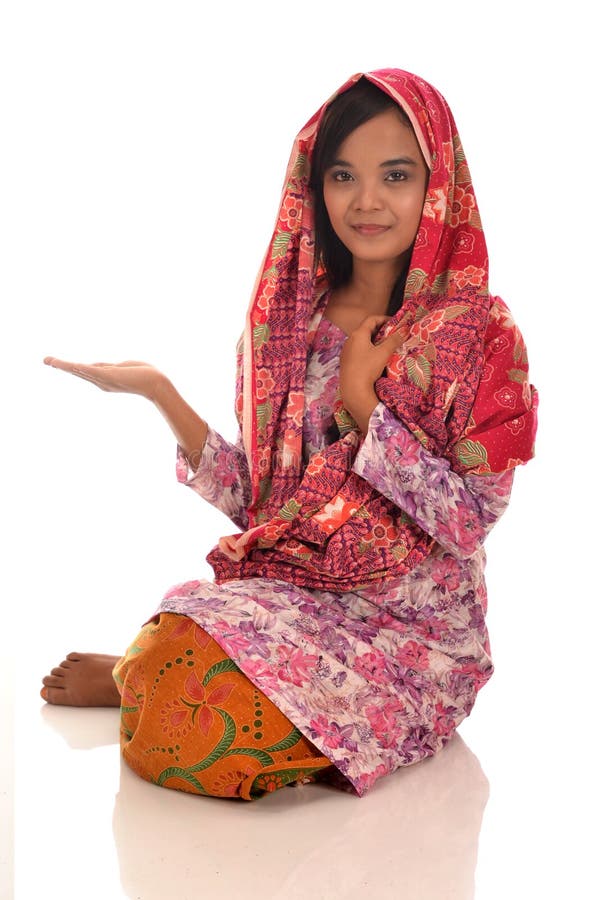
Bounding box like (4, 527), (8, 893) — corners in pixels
(112, 612), (334, 800)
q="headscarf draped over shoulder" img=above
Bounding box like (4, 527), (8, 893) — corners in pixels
(206, 68), (538, 590)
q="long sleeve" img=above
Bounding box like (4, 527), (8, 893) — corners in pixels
(351, 402), (514, 559)
(176, 425), (251, 531)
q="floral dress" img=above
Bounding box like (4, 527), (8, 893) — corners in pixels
(156, 314), (513, 797)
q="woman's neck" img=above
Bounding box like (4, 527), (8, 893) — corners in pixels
(335, 258), (405, 315)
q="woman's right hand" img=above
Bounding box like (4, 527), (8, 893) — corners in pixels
(43, 358), (165, 402)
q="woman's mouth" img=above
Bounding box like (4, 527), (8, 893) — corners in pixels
(351, 224), (391, 236)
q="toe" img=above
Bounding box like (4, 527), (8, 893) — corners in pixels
(51, 667), (67, 677)
(66, 652), (82, 661)
(43, 686), (68, 705)
(43, 675), (65, 688)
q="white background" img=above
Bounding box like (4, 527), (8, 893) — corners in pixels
(1, 2), (600, 898)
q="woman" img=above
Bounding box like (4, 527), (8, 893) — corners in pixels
(41, 69), (538, 800)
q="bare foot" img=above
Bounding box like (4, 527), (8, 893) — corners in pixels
(41, 653), (122, 707)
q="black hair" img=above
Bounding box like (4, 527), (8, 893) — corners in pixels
(309, 77), (414, 317)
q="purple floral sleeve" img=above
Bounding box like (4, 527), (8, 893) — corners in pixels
(352, 402), (514, 558)
(176, 426), (251, 531)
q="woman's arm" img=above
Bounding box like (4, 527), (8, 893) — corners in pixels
(352, 402), (514, 559)
(152, 375), (208, 468)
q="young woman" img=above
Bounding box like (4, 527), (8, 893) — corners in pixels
(41, 69), (538, 800)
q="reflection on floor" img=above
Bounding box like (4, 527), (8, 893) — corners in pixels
(20, 702), (487, 899)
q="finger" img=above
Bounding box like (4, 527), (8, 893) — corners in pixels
(372, 324), (405, 345)
(44, 357), (80, 373)
(358, 314), (392, 331)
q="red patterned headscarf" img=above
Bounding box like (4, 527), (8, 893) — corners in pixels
(206, 69), (538, 590)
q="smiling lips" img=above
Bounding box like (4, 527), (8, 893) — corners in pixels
(351, 224), (391, 236)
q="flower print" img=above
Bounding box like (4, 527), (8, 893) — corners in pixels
(251, 606), (278, 632)
(488, 334), (509, 355)
(160, 699), (194, 739)
(413, 225), (428, 249)
(238, 621), (272, 659)
(436, 502), (481, 556)
(212, 766), (256, 798)
(176, 452), (190, 482)
(449, 185), (476, 227)
(169, 615), (213, 650)
(215, 448), (244, 488)
(120, 666), (146, 709)
(365, 610), (410, 634)
(276, 646), (318, 687)
(395, 640), (430, 671)
(365, 514), (398, 549)
(426, 98), (440, 123)
(355, 764), (390, 795)
(379, 422), (420, 466)
(308, 714), (358, 751)
(365, 699), (407, 749)
(255, 280), (276, 313)
(453, 230), (474, 254)
(331, 670), (348, 688)
(183, 670), (236, 737)
(256, 368), (276, 401)
(480, 361), (494, 383)
(305, 452), (327, 477)
(286, 391), (306, 428)
(279, 194), (302, 230)
(505, 417), (525, 435)
(468, 602), (486, 632)
(253, 772), (285, 793)
(314, 325), (346, 364)
(241, 658), (280, 693)
(317, 625), (352, 665)
(423, 186), (447, 223)
(352, 650), (392, 685)
(214, 622), (253, 657)
(441, 140), (454, 175)
(494, 386), (517, 409)
(433, 701), (458, 737)
(311, 495), (359, 534)
(431, 556), (462, 592)
(423, 454), (453, 491)
(451, 266), (486, 289)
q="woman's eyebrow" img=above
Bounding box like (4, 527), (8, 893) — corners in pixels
(379, 157), (418, 167)
(329, 156), (418, 168)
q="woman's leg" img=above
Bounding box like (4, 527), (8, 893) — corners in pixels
(112, 613), (334, 800)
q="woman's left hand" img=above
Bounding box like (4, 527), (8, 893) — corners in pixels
(338, 315), (404, 430)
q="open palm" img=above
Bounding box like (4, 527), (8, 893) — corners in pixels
(44, 357), (163, 400)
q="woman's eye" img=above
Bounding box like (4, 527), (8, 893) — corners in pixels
(385, 171), (407, 182)
(332, 170), (353, 182)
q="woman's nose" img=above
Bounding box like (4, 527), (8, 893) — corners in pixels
(352, 181), (384, 211)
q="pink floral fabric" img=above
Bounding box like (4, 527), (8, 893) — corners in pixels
(156, 316), (513, 797)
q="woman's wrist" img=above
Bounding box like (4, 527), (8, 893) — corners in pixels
(151, 376), (209, 463)
(347, 389), (379, 436)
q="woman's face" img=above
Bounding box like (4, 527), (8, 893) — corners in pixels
(322, 108), (429, 274)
